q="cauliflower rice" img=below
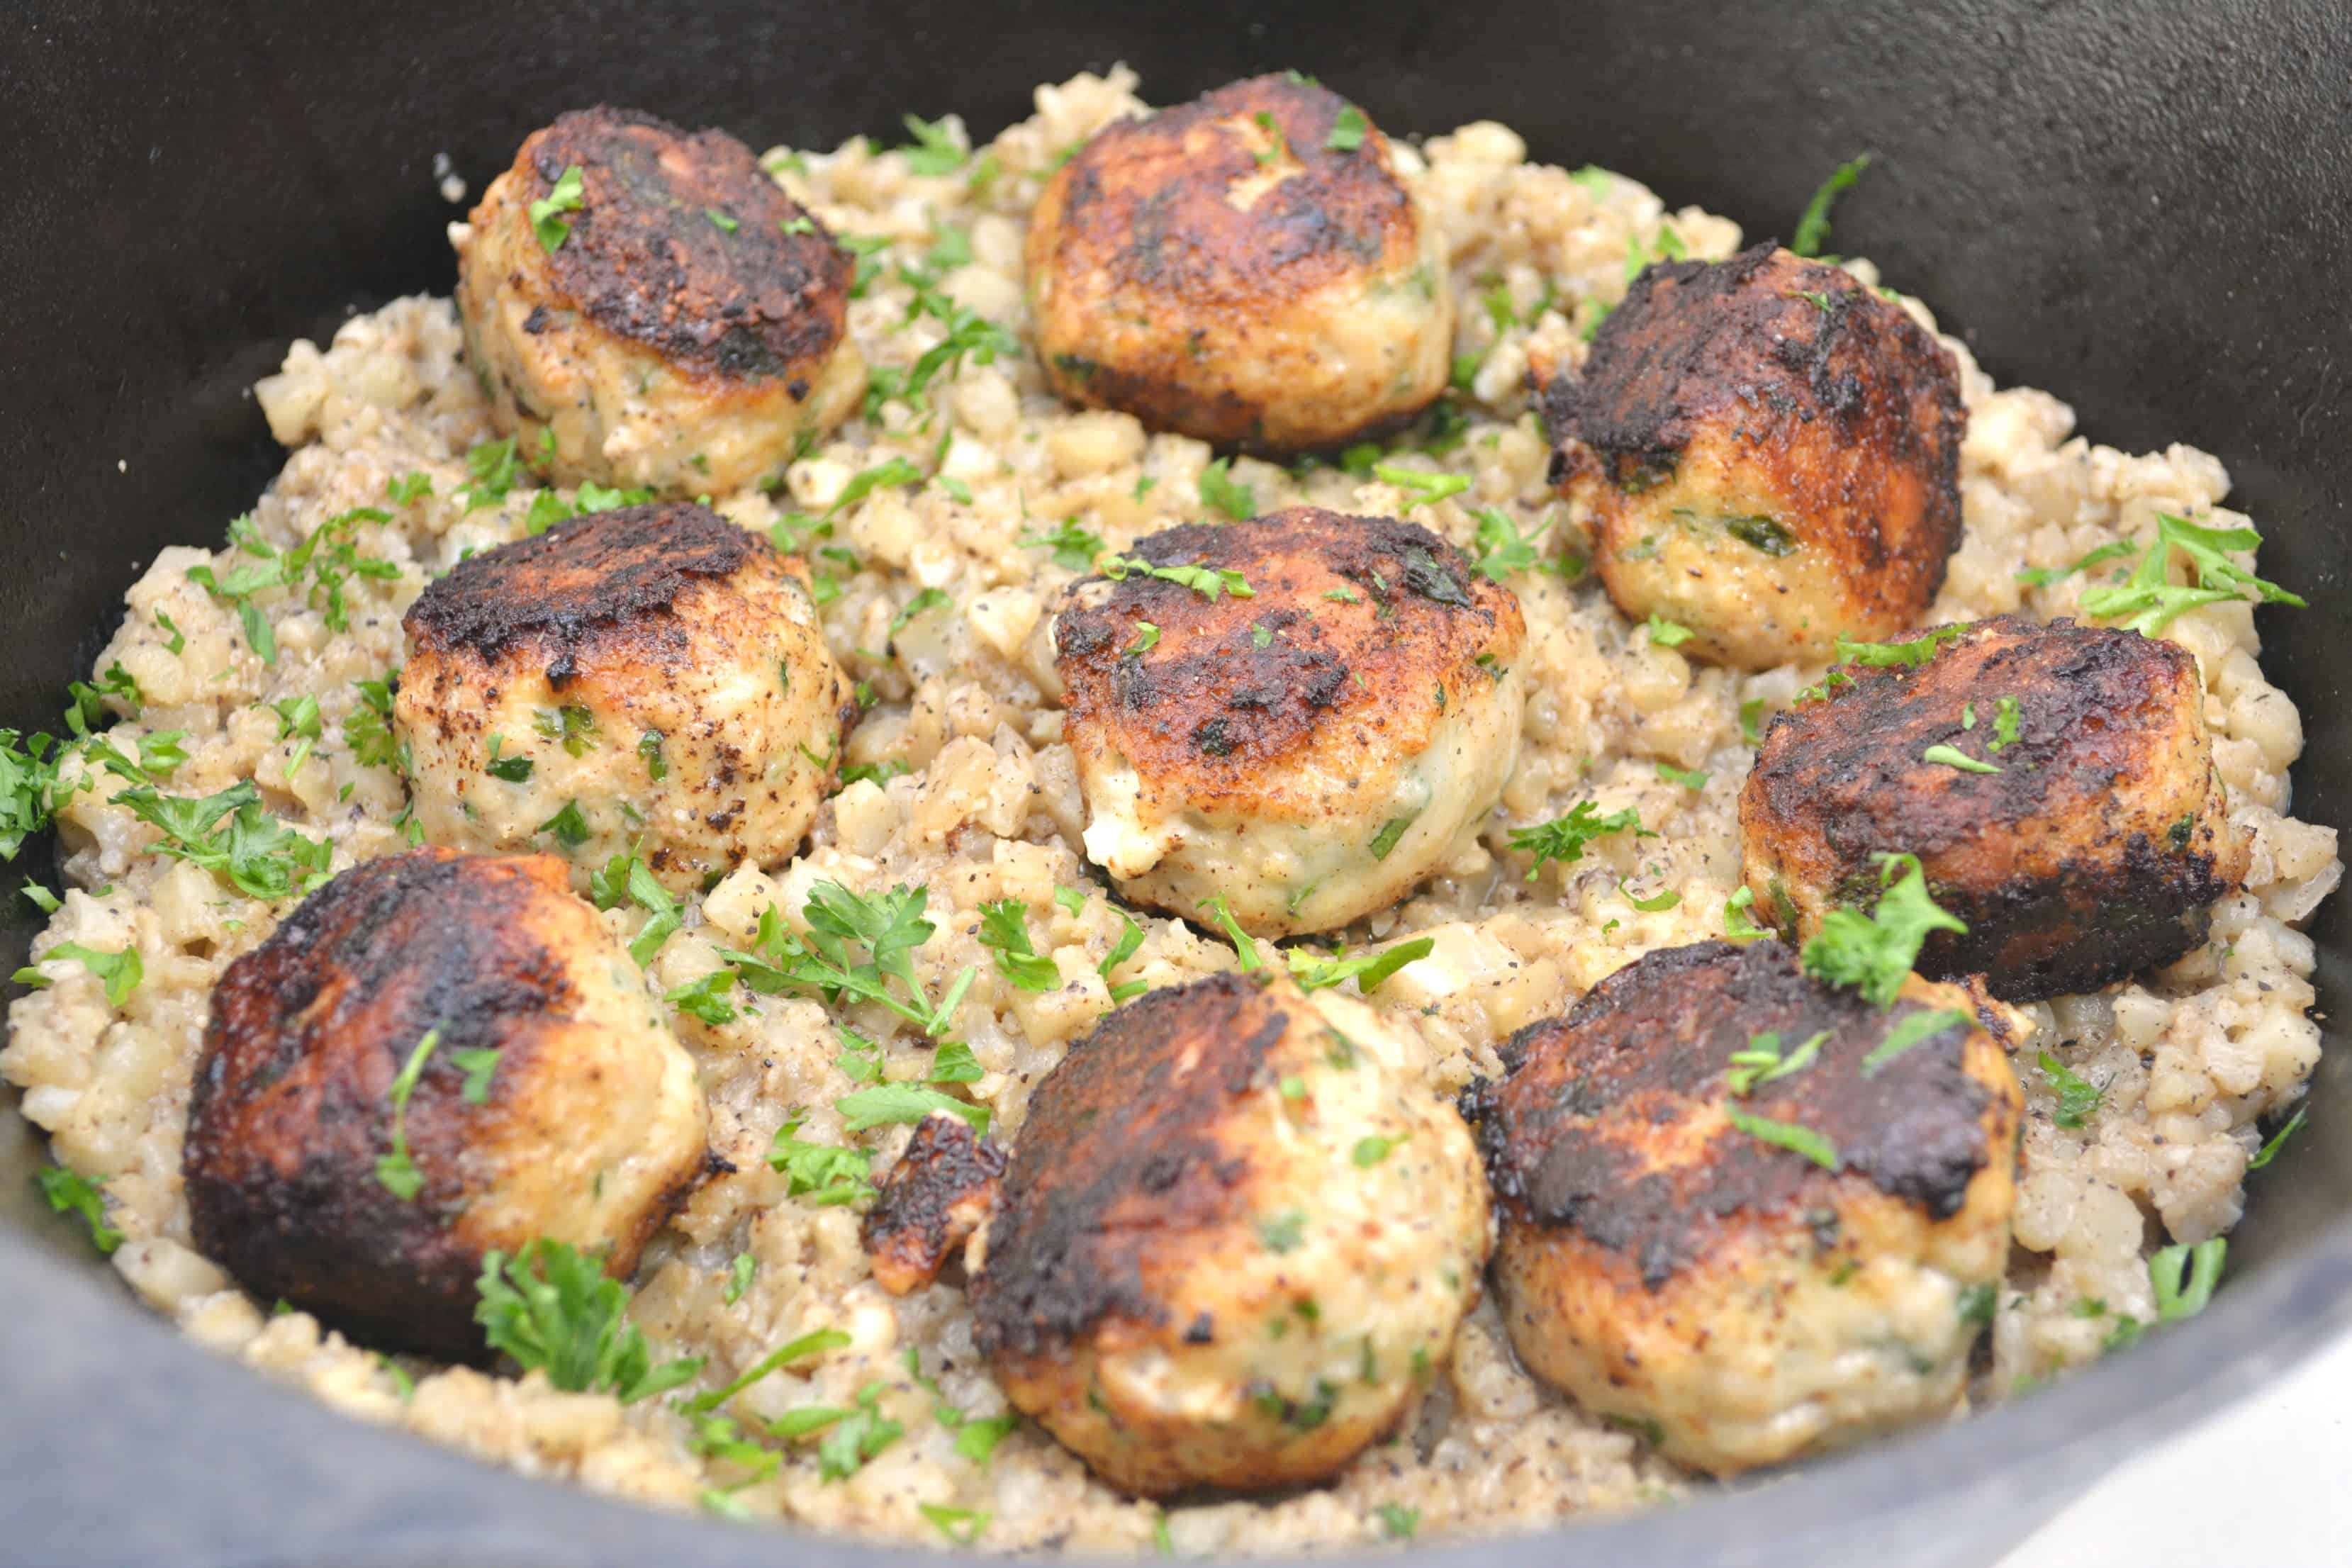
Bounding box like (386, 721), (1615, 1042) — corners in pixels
(4, 67), (2339, 1553)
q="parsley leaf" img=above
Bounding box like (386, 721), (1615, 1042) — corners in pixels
(1099, 555), (1253, 600)
(2015, 538), (2134, 588)
(1285, 935), (1433, 995)
(117, 780), (332, 900)
(1470, 508), (1577, 583)
(1791, 152), (1871, 259)
(1017, 519), (1106, 572)
(836, 1083), (989, 1136)
(2038, 1049), (2107, 1129)
(474, 1238), (702, 1401)
(1723, 885), (1771, 942)
(768, 1115), (876, 1206)
(898, 113), (967, 176)
(2080, 513), (2305, 635)
(1799, 851), (1966, 1007)
(1724, 1104), (1839, 1169)
(1922, 742), (2001, 774)
(1724, 1029), (1827, 1096)
(1861, 1007), (1972, 1075)
(36, 1165), (121, 1254)
(1642, 613), (1694, 648)
(667, 970), (740, 1026)
(1372, 463), (1472, 513)
(1325, 105), (1369, 152)
(977, 899), (1060, 991)
(530, 164), (587, 252)
(374, 1028), (440, 1200)
(683, 1325), (851, 1413)
(14, 940), (141, 1007)
(1199, 458), (1257, 520)
(1508, 801), (1651, 881)
(1656, 761), (1709, 790)
(827, 457), (926, 517)
(1196, 895), (1260, 971)
(2249, 1104), (2308, 1171)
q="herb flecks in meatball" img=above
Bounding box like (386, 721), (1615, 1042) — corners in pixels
(1482, 939), (2022, 1476)
(1029, 75), (1452, 453)
(182, 848), (708, 1357)
(454, 106), (865, 495)
(396, 502), (853, 895)
(1054, 508), (1525, 936)
(1541, 243), (1965, 668)
(1741, 615), (2250, 1000)
(968, 970), (1491, 1496)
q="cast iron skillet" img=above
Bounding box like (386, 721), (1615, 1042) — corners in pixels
(3, 2), (2347, 1564)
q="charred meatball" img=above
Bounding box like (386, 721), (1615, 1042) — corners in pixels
(182, 848), (709, 1357)
(1540, 244), (1964, 668)
(396, 503), (853, 895)
(454, 106), (864, 496)
(960, 970), (1490, 1497)
(1482, 940), (2023, 1477)
(1027, 74), (1452, 453)
(1053, 508), (1525, 937)
(1740, 615), (2249, 1001)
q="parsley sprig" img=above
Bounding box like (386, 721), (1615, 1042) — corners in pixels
(1508, 801), (1652, 882)
(116, 780), (333, 901)
(1798, 851), (1964, 1007)
(718, 882), (974, 1037)
(2079, 513), (2305, 635)
(474, 1238), (702, 1401)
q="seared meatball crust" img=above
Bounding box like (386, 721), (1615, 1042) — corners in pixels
(862, 1111), (1007, 1297)
(1481, 940), (2022, 1477)
(1740, 615), (2249, 1001)
(396, 502), (853, 896)
(182, 849), (709, 1358)
(455, 105), (864, 495)
(1053, 508), (1525, 937)
(969, 970), (1491, 1497)
(1028, 74), (1452, 454)
(1541, 243), (1966, 668)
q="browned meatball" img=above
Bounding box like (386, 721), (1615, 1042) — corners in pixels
(396, 502), (853, 895)
(1540, 243), (1965, 668)
(967, 970), (1490, 1496)
(1481, 940), (2022, 1476)
(1027, 74), (1452, 452)
(1053, 508), (1525, 936)
(182, 849), (709, 1357)
(1740, 615), (2249, 1001)
(454, 106), (864, 495)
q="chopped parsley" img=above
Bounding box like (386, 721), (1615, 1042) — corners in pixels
(474, 1238), (702, 1401)
(1376, 1505), (1421, 1542)
(1199, 458), (1257, 520)
(667, 970), (740, 1026)
(1099, 555), (1253, 600)
(977, 899), (1060, 991)
(704, 206), (738, 233)
(1469, 507), (1577, 583)
(827, 457), (925, 517)
(13, 939), (143, 1007)
(1353, 1132), (1409, 1167)
(835, 1082), (990, 1136)
(1099, 914), (1146, 1003)
(1724, 1104), (1839, 1170)
(885, 586), (951, 648)
(1656, 761), (1709, 790)
(117, 780), (332, 900)
(532, 704), (598, 756)
(2249, 1104), (2308, 1171)
(1987, 695), (2023, 752)
(2037, 1049), (2106, 1129)
(344, 671), (402, 770)
(1619, 878), (1681, 912)
(529, 164), (587, 252)
(898, 113), (968, 175)
(2015, 538), (2134, 588)
(1325, 106), (1369, 152)
(36, 1165), (121, 1254)
(920, 1505), (990, 1545)
(2080, 513), (2304, 635)
(1922, 742), (2001, 774)
(386, 471), (433, 506)
(1372, 463), (1472, 513)
(723, 1253), (758, 1304)
(1642, 614), (1694, 648)
(718, 882), (973, 1037)
(1724, 1029), (1827, 1096)
(1367, 813), (1418, 861)
(1799, 851), (1965, 1007)
(1286, 935), (1433, 995)
(1195, 894), (1261, 970)
(1860, 1007), (1971, 1075)
(451, 1046), (501, 1104)
(1017, 518), (1107, 571)
(2151, 1237), (2225, 1323)
(1722, 885), (1771, 942)
(1257, 1209), (1307, 1253)
(768, 1116), (876, 1206)
(374, 1028), (440, 1200)
(537, 799), (592, 849)
(1507, 801), (1650, 881)
(1791, 152), (1871, 259)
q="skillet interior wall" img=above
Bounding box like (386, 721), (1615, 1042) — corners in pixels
(0, 0), (2344, 1272)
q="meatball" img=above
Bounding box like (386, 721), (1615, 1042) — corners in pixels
(1540, 243), (1965, 668)
(396, 502), (853, 895)
(1740, 615), (2250, 1001)
(964, 970), (1490, 1497)
(1053, 508), (1525, 937)
(1480, 940), (2022, 1477)
(454, 106), (864, 496)
(182, 848), (709, 1357)
(1027, 74), (1452, 454)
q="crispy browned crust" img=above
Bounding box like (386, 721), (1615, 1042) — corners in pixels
(1479, 941), (2004, 1290)
(1541, 242), (1964, 635)
(512, 106), (851, 393)
(1741, 615), (2246, 999)
(1030, 75), (1428, 449)
(1053, 508), (1521, 812)
(970, 972), (1301, 1358)
(862, 1114), (1007, 1296)
(183, 849), (693, 1357)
